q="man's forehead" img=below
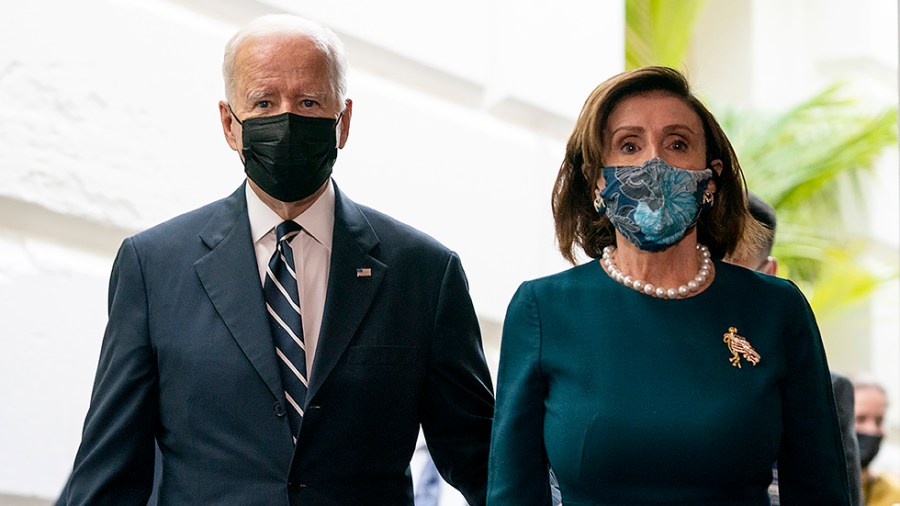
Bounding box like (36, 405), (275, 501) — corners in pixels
(237, 37), (325, 69)
(234, 44), (329, 88)
(236, 32), (320, 60)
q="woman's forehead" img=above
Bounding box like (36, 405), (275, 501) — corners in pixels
(605, 91), (702, 132)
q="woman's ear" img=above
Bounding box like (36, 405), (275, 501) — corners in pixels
(594, 171), (608, 197)
(710, 159), (723, 176)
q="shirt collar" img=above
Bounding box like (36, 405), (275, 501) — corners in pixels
(245, 179), (335, 249)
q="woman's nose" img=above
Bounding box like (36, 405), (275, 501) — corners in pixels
(646, 144), (663, 161)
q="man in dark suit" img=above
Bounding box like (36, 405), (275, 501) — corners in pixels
(64, 14), (494, 505)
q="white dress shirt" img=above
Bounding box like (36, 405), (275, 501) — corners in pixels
(246, 181), (334, 378)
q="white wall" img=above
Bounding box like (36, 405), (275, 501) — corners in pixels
(0, 0), (239, 496)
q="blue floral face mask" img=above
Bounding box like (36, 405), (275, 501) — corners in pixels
(598, 157), (713, 252)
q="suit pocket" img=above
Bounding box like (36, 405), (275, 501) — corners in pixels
(344, 344), (416, 365)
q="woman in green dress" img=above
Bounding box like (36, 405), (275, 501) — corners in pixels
(487, 66), (852, 505)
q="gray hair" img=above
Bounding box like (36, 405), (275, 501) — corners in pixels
(222, 14), (349, 108)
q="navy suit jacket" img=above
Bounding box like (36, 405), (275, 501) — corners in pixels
(66, 182), (494, 505)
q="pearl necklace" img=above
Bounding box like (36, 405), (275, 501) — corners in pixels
(601, 244), (712, 299)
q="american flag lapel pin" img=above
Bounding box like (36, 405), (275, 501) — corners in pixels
(356, 267), (372, 278)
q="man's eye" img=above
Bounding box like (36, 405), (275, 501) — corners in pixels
(257, 101), (271, 108)
(302, 99), (317, 108)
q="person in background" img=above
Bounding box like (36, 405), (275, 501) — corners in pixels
(727, 192), (862, 506)
(854, 376), (900, 506)
(487, 65), (851, 504)
(411, 430), (470, 506)
(62, 13), (494, 505)
(726, 192), (778, 275)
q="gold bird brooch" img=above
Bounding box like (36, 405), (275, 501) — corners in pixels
(723, 327), (761, 368)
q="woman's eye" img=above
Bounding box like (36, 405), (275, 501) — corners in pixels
(621, 142), (637, 154)
(671, 140), (687, 151)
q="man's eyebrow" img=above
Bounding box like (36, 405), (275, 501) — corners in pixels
(245, 89), (272, 102)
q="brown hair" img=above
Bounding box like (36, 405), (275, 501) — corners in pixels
(551, 66), (766, 264)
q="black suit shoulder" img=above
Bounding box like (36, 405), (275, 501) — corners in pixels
(131, 190), (240, 251)
(354, 202), (456, 261)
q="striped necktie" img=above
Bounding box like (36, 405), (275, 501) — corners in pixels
(264, 220), (307, 443)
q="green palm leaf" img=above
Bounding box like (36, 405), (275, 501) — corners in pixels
(717, 87), (899, 306)
(625, 0), (709, 70)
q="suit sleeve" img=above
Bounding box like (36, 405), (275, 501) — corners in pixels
(67, 238), (158, 505)
(831, 372), (862, 506)
(776, 281), (852, 505)
(487, 282), (552, 505)
(419, 252), (495, 506)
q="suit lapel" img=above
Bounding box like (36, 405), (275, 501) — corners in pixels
(307, 185), (386, 401)
(194, 184), (284, 402)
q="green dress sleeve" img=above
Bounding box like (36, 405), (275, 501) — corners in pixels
(776, 280), (853, 505)
(487, 282), (553, 505)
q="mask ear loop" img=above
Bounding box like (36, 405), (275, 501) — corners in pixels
(228, 105), (248, 164)
(228, 105), (244, 126)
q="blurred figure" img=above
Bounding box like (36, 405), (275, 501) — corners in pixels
(411, 430), (469, 506)
(726, 192), (862, 506)
(854, 377), (900, 506)
(729, 192), (778, 275)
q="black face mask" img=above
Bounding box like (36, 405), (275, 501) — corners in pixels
(232, 109), (339, 202)
(857, 432), (883, 468)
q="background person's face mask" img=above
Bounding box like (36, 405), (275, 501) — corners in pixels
(599, 157), (713, 252)
(232, 109), (340, 202)
(856, 432), (883, 468)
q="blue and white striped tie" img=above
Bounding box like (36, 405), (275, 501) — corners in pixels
(264, 220), (307, 443)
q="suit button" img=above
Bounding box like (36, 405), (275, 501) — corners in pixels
(273, 401), (285, 417)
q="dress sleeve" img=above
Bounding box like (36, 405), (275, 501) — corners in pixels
(775, 281), (852, 505)
(487, 282), (552, 505)
(67, 238), (158, 505)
